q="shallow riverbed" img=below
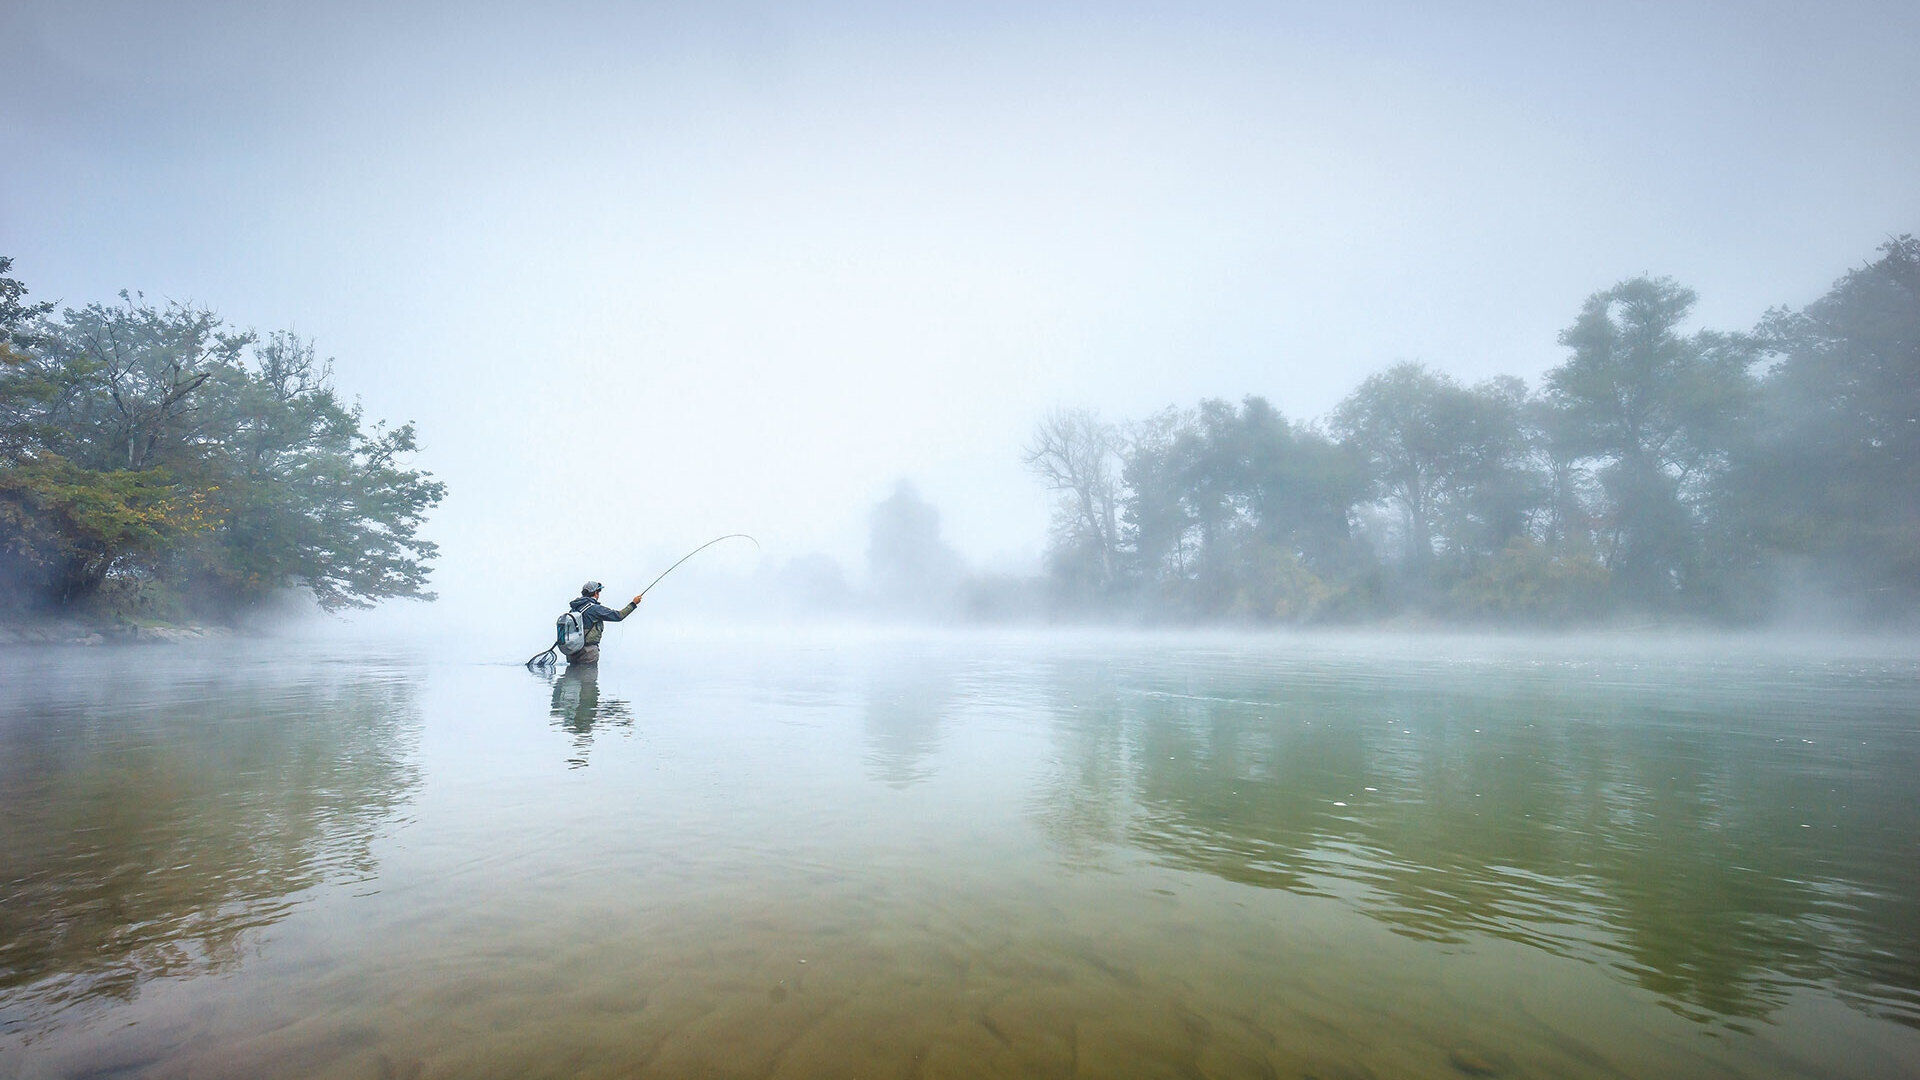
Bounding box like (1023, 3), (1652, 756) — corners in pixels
(2, 630), (1916, 1079)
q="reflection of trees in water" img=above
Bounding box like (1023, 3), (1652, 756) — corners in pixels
(862, 656), (954, 788)
(0, 663), (422, 1033)
(1028, 672), (1134, 869)
(545, 667), (633, 768)
(1034, 662), (1920, 1030)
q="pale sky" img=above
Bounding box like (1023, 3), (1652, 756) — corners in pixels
(4, 0), (1916, 619)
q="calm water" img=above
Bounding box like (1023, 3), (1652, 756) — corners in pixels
(2, 631), (1917, 1079)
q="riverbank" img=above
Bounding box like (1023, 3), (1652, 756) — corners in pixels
(0, 617), (231, 646)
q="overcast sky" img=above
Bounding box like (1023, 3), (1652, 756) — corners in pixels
(4, 0), (1916, 618)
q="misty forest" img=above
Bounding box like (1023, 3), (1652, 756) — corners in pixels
(8, 238), (1913, 629)
(1024, 238), (1918, 625)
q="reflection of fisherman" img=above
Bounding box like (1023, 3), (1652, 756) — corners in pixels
(547, 664), (633, 768)
(551, 665), (610, 736)
(563, 581), (643, 667)
(550, 664), (602, 734)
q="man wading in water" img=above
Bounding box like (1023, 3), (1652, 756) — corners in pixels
(563, 581), (642, 666)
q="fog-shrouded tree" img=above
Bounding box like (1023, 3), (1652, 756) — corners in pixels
(33, 295), (250, 473)
(1331, 363), (1457, 568)
(1331, 363), (1542, 581)
(182, 330), (444, 612)
(1114, 396), (1371, 620)
(1732, 236), (1920, 616)
(1119, 407), (1190, 584)
(1526, 392), (1598, 550)
(866, 480), (964, 616)
(0, 288), (237, 606)
(0, 257), (52, 378)
(1234, 398), (1371, 585)
(1122, 399), (1252, 602)
(1023, 408), (1122, 598)
(0, 265), (445, 617)
(1544, 277), (1755, 608)
(1437, 375), (1542, 572)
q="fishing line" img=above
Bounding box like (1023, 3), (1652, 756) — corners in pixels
(636, 533), (759, 598)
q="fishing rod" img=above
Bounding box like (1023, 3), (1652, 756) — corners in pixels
(525, 533), (760, 669)
(636, 533), (759, 598)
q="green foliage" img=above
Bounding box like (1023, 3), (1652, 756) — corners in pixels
(1544, 277), (1756, 607)
(1224, 540), (1341, 621)
(0, 257), (57, 456)
(1732, 237), (1920, 616)
(1104, 397), (1373, 621)
(0, 456), (201, 606)
(1030, 239), (1910, 626)
(1455, 537), (1610, 622)
(0, 261), (445, 617)
(1331, 363), (1541, 586)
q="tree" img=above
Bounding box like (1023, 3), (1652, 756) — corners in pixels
(33, 295), (251, 472)
(1108, 397), (1370, 620)
(1733, 236), (1920, 615)
(0, 258), (51, 362)
(1234, 397), (1370, 578)
(867, 480), (963, 615)
(1435, 375), (1540, 573)
(1023, 409), (1122, 593)
(183, 331), (444, 611)
(1332, 364), (1541, 581)
(1119, 408), (1191, 584)
(1331, 363), (1457, 567)
(1526, 392), (1598, 550)
(0, 257), (56, 456)
(0, 266), (445, 616)
(0, 457), (205, 606)
(1544, 277), (1754, 606)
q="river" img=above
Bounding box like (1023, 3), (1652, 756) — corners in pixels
(2, 630), (1915, 1078)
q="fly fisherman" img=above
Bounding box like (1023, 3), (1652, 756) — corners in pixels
(563, 581), (643, 666)
(528, 539), (753, 671)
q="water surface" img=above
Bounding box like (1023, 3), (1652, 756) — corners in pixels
(2, 632), (1916, 1078)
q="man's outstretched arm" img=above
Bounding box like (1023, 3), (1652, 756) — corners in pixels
(594, 596), (643, 622)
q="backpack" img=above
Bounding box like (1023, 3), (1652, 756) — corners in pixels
(556, 605), (590, 655)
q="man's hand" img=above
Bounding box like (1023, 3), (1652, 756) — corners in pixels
(632, 594), (644, 605)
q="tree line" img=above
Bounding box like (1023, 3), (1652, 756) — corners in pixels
(1025, 237), (1919, 625)
(0, 259), (445, 624)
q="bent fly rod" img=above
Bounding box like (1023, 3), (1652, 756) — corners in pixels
(525, 533), (760, 669)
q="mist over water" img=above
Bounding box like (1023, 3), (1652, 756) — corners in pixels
(3, 632), (1917, 1078)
